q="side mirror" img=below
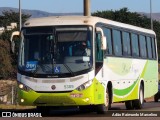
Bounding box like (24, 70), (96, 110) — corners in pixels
(96, 27), (107, 50)
(101, 36), (107, 50)
(10, 31), (20, 53)
(11, 41), (15, 53)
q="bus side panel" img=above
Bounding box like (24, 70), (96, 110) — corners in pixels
(93, 78), (105, 105)
(103, 57), (157, 103)
(142, 60), (158, 98)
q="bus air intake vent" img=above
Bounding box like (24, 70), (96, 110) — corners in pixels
(34, 96), (76, 105)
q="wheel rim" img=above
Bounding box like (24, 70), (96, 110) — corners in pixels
(140, 88), (143, 104)
(106, 92), (109, 106)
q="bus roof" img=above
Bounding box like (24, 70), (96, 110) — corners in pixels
(24, 16), (155, 35)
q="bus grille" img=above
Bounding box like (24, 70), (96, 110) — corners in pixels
(34, 96), (76, 105)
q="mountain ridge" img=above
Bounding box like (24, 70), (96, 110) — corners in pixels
(0, 7), (82, 18)
(0, 7), (160, 21)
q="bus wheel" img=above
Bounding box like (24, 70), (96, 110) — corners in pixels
(125, 101), (134, 110)
(154, 93), (159, 102)
(133, 85), (144, 109)
(96, 90), (109, 114)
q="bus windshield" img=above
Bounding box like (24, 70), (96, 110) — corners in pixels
(18, 26), (93, 77)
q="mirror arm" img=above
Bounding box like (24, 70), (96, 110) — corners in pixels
(96, 27), (107, 50)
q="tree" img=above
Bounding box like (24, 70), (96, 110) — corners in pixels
(0, 40), (13, 79)
(0, 10), (31, 79)
(0, 10), (31, 29)
(92, 8), (160, 57)
(0, 10), (31, 41)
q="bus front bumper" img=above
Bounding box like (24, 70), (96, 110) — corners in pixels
(17, 79), (105, 106)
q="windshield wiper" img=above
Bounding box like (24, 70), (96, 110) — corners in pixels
(30, 59), (52, 76)
(63, 64), (75, 76)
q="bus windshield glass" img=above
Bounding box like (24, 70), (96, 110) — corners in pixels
(18, 26), (93, 77)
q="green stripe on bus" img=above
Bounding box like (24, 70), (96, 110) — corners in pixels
(113, 79), (138, 96)
(113, 61), (148, 97)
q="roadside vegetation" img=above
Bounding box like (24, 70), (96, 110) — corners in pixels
(0, 10), (30, 79)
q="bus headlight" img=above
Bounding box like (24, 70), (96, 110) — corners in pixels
(18, 83), (32, 92)
(76, 80), (92, 91)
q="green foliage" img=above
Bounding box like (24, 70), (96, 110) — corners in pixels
(0, 10), (30, 42)
(92, 7), (160, 57)
(0, 10), (31, 28)
(0, 10), (30, 80)
(0, 28), (17, 41)
(0, 40), (14, 79)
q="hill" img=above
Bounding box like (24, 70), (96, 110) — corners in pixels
(140, 12), (160, 21)
(0, 7), (160, 21)
(0, 7), (82, 18)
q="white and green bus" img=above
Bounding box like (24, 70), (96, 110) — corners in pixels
(14, 16), (158, 113)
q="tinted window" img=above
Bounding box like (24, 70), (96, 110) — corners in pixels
(122, 32), (131, 56)
(139, 35), (147, 58)
(113, 30), (122, 56)
(151, 37), (156, 59)
(103, 27), (112, 55)
(146, 37), (152, 59)
(96, 33), (103, 61)
(131, 33), (139, 57)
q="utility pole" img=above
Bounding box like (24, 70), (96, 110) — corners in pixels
(19, 0), (22, 31)
(150, 0), (153, 30)
(84, 0), (91, 16)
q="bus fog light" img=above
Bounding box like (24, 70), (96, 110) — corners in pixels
(85, 98), (90, 101)
(21, 99), (24, 103)
(18, 82), (32, 92)
(19, 84), (24, 89)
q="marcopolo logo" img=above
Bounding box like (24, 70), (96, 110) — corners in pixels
(51, 85), (56, 90)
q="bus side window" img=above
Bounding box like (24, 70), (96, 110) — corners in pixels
(103, 27), (112, 56)
(96, 33), (103, 61)
(122, 32), (131, 56)
(146, 36), (152, 59)
(151, 37), (156, 59)
(139, 35), (147, 58)
(112, 29), (122, 56)
(131, 33), (139, 57)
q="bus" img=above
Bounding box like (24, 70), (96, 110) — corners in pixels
(13, 16), (158, 113)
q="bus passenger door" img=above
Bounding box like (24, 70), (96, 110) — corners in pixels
(95, 33), (103, 75)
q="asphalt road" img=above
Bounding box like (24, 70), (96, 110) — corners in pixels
(0, 101), (160, 120)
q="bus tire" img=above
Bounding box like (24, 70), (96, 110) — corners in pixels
(96, 90), (109, 114)
(107, 83), (112, 110)
(125, 101), (134, 110)
(154, 93), (159, 102)
(133, 85), (144, 109)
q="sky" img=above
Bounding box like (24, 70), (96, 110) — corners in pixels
(0, 0), (160, 13)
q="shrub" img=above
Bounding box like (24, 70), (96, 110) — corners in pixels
(0, 40), (14, 79)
